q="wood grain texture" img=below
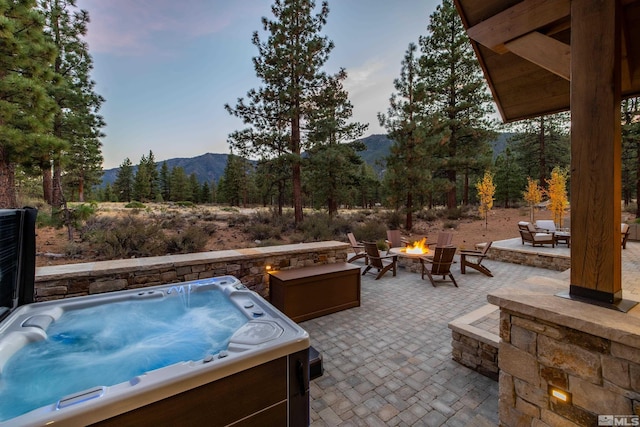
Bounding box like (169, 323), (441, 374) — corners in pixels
(570, 0), (622, 297)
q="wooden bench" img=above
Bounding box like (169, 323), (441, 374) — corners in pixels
(268, 263), (361, 323)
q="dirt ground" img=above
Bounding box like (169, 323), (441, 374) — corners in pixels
(35, 204), (556, 267)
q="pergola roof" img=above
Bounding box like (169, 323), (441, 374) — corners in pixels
(454, 0), (640, 122)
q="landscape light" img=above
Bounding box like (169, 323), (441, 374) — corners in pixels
(548, 385), (571, 404)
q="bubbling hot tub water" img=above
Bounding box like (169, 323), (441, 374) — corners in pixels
(0, 288), (247, 422)
(0, 276), (310, 426)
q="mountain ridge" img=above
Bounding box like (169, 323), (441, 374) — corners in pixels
(101, 133), (510, 186)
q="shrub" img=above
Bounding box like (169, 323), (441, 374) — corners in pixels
(416, 209), (437, 222)
(246, 223), (280, 241)
(384, 210), (403, 229)
(166, 225), (208, 253)
(175, 201), (195, 208)
(82, 215), (167, 259)
(442, 220), (459, 229)
(227, 214), (250, 228)
(352, 220), (386, 242)
(298, 213), (334, 241)
(125, 201), (146, 209)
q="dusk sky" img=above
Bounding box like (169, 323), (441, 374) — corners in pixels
(76, 0), (441, 168)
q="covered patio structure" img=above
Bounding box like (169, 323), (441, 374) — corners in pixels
(453, 0), (640, 425)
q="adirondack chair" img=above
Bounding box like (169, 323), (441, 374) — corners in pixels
(426, 232), (454, 248)
(362, 241), (397, 280)
(385, 229), (409, 254)
(419, 246), (458, 287)
(347, 232), (367, 263)
(622, 223), (631, 249)
(460, 241), (493, 277)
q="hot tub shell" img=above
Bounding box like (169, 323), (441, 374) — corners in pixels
(0, 276), (310, 426)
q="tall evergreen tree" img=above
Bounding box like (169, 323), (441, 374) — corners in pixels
(159, 161), (170, 201)
(306, 70), (367, 216)
(379, 43), (430, 230)
(509, 114), (570, 189)
(418, 0), (494, 209)
(113, 158), (133, 202)
(41, 0), (104, 205)
(493, 146), (526, 208)
(0, 0), (58, 207)
(219, 154), (245, 206)
(169, 166), (188, 201)
(133, 151), (157, 202)
(226, 0), (333, 224)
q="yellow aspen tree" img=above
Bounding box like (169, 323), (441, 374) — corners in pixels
(476, 171), (496, 229)
(545, 166), (569, 227)
(523, 177), (543, 222)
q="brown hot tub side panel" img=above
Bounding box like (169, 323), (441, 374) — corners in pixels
(269, 263), (361, 323)
(92, 349), (310, 427)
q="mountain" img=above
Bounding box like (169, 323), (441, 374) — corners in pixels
(357, 134), (393, 176)
(100, 133), (511, 187)
(101, 153), (229, 187)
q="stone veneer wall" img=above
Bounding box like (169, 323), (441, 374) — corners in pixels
(448, 304), (500, 381)
(34, 241), (349, 302)
(489, 282), (640, 427)
(487, 246), (570, 271)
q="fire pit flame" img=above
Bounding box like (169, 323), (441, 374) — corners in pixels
(405, 237), (428, 255)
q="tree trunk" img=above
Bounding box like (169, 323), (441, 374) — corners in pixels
(405, 192), (413, 231)
(52, 158), (63, 208)
(42, 163), (53, 204)
(78, 177), (85, 202)
(447, 170), (457, 209)
(463, 168), (469, 205)
(0, 147), (17, 208)
(291, 113), (303, 224)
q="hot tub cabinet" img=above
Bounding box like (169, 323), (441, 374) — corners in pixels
(269, 262), (361, 323)
(92, 349), (309, 426)
(0, 276), (310, 427)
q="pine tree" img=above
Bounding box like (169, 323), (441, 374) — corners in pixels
(493, 146), (526, 208)
(226, 0), (333, 224)
(0, 0), (58, 207)
(306, 70), (367, 216)
(418, 0), (494, 209)
(133, 151), (157, 202)
(41, 0), (104, 205)
(170, 166), (188, 202)
(509, 114), (570, 190)
(379, 43), (430, 230)
(159, 161), (171, 201)
(113, 158), (133, 202)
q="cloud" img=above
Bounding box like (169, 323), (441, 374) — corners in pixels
(77, 0), (260, 56)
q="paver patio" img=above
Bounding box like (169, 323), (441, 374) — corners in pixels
(301, 241), (640, 426)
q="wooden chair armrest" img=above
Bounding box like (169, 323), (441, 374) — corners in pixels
(460, 249), (482, 255)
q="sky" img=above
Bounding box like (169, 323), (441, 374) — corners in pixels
(75, 0), (441, 169)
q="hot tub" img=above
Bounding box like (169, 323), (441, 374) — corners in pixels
(0, 275), (310, 426)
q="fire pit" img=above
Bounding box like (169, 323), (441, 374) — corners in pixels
(388, 238), (430, 273)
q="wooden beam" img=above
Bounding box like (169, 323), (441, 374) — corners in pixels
(505, 32), (570, 80)
(570, 0), (622, 302)
(466, 0), (570, 54)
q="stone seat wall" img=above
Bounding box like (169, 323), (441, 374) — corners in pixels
(35, 241), (350, 302)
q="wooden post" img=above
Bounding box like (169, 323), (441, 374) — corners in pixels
(569, 0), (622, 303)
